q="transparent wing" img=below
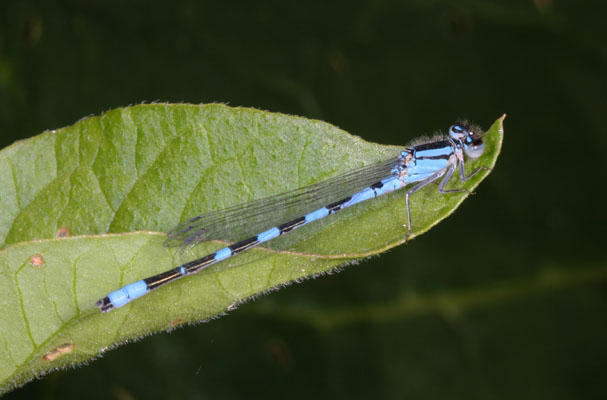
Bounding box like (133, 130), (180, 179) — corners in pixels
(164, 154), (403, 249)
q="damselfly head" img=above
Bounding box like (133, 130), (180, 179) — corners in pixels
(449, 121), (486, 159)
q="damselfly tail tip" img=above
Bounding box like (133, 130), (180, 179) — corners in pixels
(96, 297), (115, 313)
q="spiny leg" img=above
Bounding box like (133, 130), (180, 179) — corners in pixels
(440, 160), (492, 195)
(439, 163), (470, 194)
(458, 158), (492, 182)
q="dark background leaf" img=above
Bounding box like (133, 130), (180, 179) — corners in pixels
(0, 1), (604, 399)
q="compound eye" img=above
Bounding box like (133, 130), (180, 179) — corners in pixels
(465, 140), (485, 159)
(449, 124), (467, 139)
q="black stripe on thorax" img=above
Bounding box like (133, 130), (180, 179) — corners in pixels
(413, 139), (455, 161)
(412, 139), (452, 152)
(416, 154), (451, 161)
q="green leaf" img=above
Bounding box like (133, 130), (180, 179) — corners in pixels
(0, 104), (504, 393)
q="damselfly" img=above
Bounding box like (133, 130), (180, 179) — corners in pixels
(97, 121), (488, 312)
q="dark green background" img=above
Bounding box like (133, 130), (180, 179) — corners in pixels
(1, 1), (605, 399)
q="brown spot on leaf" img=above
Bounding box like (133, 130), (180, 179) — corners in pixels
(29, 254), (45, 267)
(170, 319), (184, 328)
(56, 226), (71, 237)
(42, 343), (75, 361)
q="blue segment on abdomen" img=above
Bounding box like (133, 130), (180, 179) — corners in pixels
(376, 176), (403, 194)
(257, 227), (281, 242)
(343, 176), (404, 208)
(343, 187), (375, 208)
(305, 207), (329, 223)
(108, 280), (147, 307)
(215, 247), (232, 261)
